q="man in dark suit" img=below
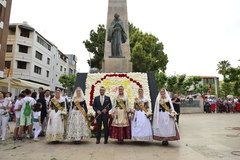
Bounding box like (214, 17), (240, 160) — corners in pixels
(172, 94), (181, 125)
(93, 86), (112, 144)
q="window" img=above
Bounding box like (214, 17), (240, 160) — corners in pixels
(47, 58), (50, 65)
(17, 61), (27, 69)
(19, 45), (28, 53)
(4, 61), (11, 69)
(37, 36), (51, 51)
(64, 68), (66, 72)
(35, 51), (43, 60)
(60, 66), (63, 71)
(46, 70), (49, 77)
(20, 28), (30, 38)
(9, 27), (16, 35)
(6, 45), (12, 52)
(34, 65), (41, 75)
(69, 68), (73, 74)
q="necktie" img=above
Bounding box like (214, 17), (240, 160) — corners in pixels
(101, 96), (104, 106)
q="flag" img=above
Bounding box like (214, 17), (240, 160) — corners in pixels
(7, 69), (11, 77)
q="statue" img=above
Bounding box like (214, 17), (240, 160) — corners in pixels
(107, 13), (127, 57)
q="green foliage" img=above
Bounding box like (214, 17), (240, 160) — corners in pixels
(166, 76), (177, 93)
(224, 66), (240, 96)
(155, 72), (168, 90)
(59, 74), (76, 93)
(220, 82), (234, 97)
(195, 84), (208, 95)
(130, 29), (168, 73)
(83, 23), (168, 72)
(83, 24), (106, 70)
(155, 73), (201, 95)
(216, 60), (231, 79)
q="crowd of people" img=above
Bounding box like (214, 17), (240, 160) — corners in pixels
(204, 97), (240, 113)
(0, 86), (181, 146)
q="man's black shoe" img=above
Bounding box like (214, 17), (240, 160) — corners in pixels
(104, 141), (108, 144)
(96, 141), (100, 144)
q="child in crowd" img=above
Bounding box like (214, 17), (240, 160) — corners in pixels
(13, 93), (25, 140)
(18, 89), (36, 140)
(32, 102), (42, 141)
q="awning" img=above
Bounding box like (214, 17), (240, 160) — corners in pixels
(0, 78), (50, 90)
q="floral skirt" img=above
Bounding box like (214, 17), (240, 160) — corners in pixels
(66, 109), (91, 141)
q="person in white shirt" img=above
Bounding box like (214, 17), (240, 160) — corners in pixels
(0, 92), (9, 141)
(19, 89), (36, 140)
(32, 102), (42, 141)
(13, 93), (25, 140)
(44, 90), (51, 109)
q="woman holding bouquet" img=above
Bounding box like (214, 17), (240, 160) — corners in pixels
(46, 89), (67, 142)
(110, 86), (131, 142)
(131, 88), (153, 141)
(66, 87), (91, 141)
(152, 89), (180, 145)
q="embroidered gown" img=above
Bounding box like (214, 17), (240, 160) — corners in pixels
(131, 97), (153, 141)
(110, 96), (131, 140)
(153, 98), (180, 141)
(66, 98), (91, 141)
(46, 97), (67, 141)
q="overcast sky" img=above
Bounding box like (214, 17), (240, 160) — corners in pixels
(10, 0), (240, 79)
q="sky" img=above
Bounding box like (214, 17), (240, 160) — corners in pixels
(10, 0), (240, 80)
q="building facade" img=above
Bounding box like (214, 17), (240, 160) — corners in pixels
(0, 0), (12, 77)
(4, 23), (69, 92)
(66, 54), (77, 75)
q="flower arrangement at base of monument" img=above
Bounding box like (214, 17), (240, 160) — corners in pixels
(85, 73), (151, 115)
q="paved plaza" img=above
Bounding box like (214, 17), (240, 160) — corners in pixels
(0, 113), (239, 160)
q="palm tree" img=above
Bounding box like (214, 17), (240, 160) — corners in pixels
(217, 60), (231, 79)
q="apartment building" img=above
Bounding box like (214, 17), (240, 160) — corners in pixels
(4, 22), (69, 92)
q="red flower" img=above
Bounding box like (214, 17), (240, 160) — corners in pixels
(93, 126), (98, 131)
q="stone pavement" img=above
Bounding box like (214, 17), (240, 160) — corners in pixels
(0, 113), (239, 160)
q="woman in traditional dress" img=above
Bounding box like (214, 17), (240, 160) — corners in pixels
(46, 89), (67, 142)
(131, 88), (153, 141)
(110, 86), (131, 142)
(66, 87), (91, 141)
(153, 89), (180, 145)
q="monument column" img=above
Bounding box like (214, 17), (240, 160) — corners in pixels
(102, 0), (132, 73)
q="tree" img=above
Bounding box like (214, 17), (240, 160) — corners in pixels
(195, 84), (208, 95)
(216, 60), (231, 79)
(155, 72), (168, 90)
(59, 74), (76, 93)
(130, 30), (168, 73)
(220, 82), (234, 97)
(155, 74), (202, 95)
(225, 66), (240, 96)
(83, 23), (168, 72)
(166, 76), (178, 93)
(83, 24), (106, 70)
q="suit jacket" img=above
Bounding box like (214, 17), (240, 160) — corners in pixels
(93, 95), (112, 114)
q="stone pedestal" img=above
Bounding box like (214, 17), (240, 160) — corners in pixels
(103, 57), (132, 73)
(102, 0), (132, 73)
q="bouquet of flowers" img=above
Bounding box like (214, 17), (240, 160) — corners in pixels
(169, 111), (177, 119)
(127, 108), (135, 120)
